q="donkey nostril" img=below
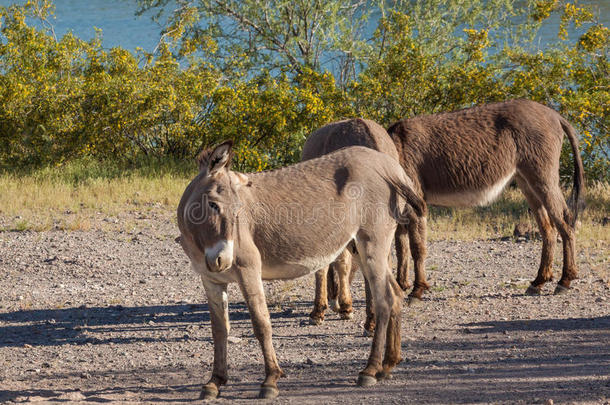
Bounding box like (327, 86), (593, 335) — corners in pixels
(216, 256), (222, 268)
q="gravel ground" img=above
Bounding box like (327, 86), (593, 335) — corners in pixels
(0, 217), (609, 404)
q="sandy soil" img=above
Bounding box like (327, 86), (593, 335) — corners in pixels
(0, 216), (609, 404)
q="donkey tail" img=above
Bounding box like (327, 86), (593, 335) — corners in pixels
(560, 116), (585, 226)
(382, 168), (426, 218)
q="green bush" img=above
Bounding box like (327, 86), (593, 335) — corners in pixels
(0, 0), (608, 181)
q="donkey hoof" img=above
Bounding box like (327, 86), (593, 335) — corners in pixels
(308, 316), (323, 326)
(329, 299), (340, 313)
(362, 323), (375, 337)
(357, 374), (377, 387)
(375, 370), (393, 380)
(525, 285), (542, 296)
(200, 384), (219, 401)
(258, 385), (279, 399)
(340, 311), (353, 320)
(407, 296), (422, 306)
(553, 284), (570, 295)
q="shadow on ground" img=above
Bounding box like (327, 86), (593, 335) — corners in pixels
(1, 310), (608, 403)
(0, 302), (313, 348)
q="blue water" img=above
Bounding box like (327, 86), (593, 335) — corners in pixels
(0, 0), (608, 53)
(0, 0), (164, 51)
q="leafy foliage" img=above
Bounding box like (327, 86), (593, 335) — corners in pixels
(0, 0), (608, 181)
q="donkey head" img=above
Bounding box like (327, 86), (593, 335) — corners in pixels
(189, 140), (249, 272)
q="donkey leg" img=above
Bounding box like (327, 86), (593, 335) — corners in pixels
(309, 266), (329, 325)
(200, 279), (230, 400)
(544, 194), (578, 292)
(238, 271), (284, 399)
(516, 176), (557, 295)
(407, 212), (429, 302)
(394, 223), (412, 291)
(355, 240), (395, 386)
(379, 277), (404, 380)
(350, 251), (375, 334)
(335, 249), (354, 319)
(327, 264), (340, 312)
(524, 176), (579, 293)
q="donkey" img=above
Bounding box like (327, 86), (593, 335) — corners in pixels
(302, 118), (404, 325)
(306, 100), (584, 329)
(177, 140), (425, 399)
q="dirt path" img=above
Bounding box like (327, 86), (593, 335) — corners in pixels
(0, 224), (608, 404)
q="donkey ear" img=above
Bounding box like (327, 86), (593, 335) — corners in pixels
(197, 140), (233, 175)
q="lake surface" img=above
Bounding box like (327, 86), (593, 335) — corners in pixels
(0, 0), (608, 53)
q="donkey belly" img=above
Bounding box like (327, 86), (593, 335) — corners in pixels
(426, 169), (515, 208)
(261, 239), (354, 281)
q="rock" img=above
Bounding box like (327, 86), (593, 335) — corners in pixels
(602, 217), (610, 226)
(305, 357), (314, 365)
(58, 391), (86, 401)
(513, 223), (539, 240)
(545, 399), (554, 405)
(228, 336), (242, 344)
(17, 396), (47, 403)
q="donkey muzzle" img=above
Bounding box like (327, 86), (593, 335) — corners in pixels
(205, 240), (234, 272)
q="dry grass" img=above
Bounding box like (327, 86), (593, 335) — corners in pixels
(0, 173), (608, 247)
(0, 174), (190, 231)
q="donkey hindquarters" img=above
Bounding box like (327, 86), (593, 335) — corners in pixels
(388, 99), (584, 296)
(178, 143), (420, 399)
(302, 118), (404, 325)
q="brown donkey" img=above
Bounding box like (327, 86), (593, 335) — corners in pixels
(389, 99), (584, 298)
(306, 100), (584, 327)
(177, 141), (425, 399)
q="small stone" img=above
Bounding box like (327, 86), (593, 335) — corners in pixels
(545, 399), (554, 405)
(19, 396), (47, 402)
(58, 391), (86, 401)
(228, 336), (242, 344)
(305, 357), (314, 365)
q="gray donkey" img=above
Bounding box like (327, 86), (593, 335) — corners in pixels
(302, 118), (404, 326)
(305, 100), (584, 330)
(177, 140), (425, 399)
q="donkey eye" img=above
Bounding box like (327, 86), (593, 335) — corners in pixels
(208, 201), (220, 213)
